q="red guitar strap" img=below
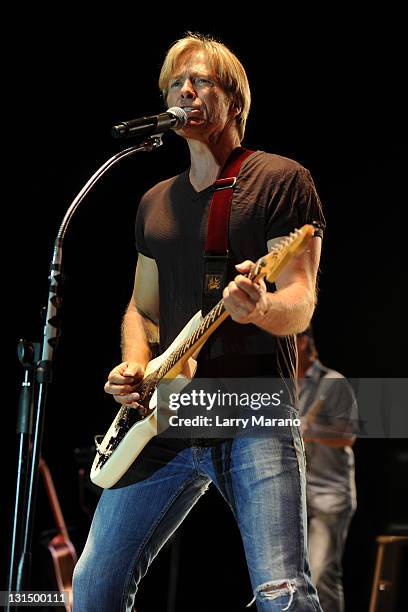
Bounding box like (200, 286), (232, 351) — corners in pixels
(202, 146), (255, 315)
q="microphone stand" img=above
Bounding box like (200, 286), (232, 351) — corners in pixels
(7, 135), (163, 607)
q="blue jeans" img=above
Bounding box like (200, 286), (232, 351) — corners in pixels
(73, 418), (322, 611)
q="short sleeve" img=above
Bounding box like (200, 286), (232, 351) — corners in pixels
(315, 375), (360, 435)
(135, 195), (154, 258)
(266, 166), (326, 241)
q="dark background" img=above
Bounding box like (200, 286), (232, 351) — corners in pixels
(3, 8), (407, 611)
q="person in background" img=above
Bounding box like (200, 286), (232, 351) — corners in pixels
(297, 326), (358, 612)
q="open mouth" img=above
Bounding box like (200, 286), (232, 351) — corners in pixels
(182, 107), (202, 116)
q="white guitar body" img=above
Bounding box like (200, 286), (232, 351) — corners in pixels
(90, 311), (202, 489)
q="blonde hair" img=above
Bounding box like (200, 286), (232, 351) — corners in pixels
(159, 33), (251, 141)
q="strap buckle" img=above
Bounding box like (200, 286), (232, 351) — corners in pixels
(214, 177), (237, 191)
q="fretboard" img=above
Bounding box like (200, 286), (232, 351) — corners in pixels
(156, 300), (226, 380)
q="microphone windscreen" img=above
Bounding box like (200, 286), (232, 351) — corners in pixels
(167, 107), (188, 128)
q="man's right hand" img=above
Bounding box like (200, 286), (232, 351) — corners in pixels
(104, 361), (146, 413)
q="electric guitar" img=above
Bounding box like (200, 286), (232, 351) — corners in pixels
(91, 224), (315, 488)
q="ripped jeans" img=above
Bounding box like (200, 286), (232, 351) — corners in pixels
(73, 416), (322, 611)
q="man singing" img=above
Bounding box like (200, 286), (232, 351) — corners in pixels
(73, 33), (325, 611)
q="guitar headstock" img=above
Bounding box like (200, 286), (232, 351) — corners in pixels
(251, 224), (315, 283)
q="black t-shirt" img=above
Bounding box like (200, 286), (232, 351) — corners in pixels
(135, 150), (325, 380)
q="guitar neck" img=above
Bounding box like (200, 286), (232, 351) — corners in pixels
(305, 398), (324, 424)
(158, 300), (227, 379)
(39, 458), (69, 541)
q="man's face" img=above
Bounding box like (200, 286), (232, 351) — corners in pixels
(166, 50), (237, 141)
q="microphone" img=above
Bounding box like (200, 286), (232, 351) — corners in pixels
(111, 107), (188, 139)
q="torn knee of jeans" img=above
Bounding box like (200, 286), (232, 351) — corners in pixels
(246, 580), (297, 610)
